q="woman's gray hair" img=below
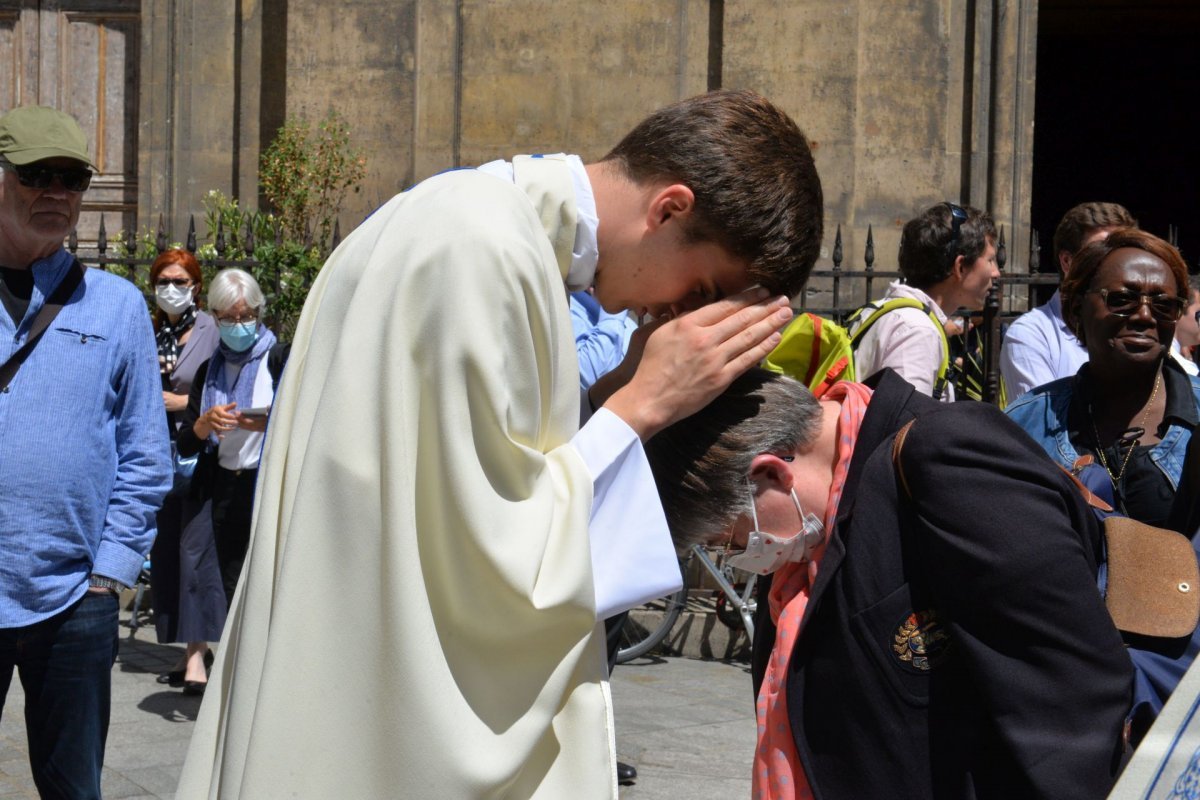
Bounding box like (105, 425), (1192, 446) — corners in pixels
(644, 368), (823, 547)
(207, 268), (266, 317)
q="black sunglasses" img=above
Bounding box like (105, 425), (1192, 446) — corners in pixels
(155, 278), (193, 288)
(946, 202), (968, 245)
(0, 157), (92, 192)
(1087, 288), (1187, 322)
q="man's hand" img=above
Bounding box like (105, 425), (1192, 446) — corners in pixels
(602, 288), (792, 440)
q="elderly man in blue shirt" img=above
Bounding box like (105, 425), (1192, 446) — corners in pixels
(0, 106), (170, 798)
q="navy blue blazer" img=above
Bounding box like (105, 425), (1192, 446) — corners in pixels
(752, 369), (1133, 800)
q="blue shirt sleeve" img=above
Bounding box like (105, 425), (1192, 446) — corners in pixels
(93, 289), (173, 586)
(570, 292), (636, 391)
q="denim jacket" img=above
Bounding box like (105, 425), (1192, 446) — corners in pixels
(1008, 360), (1200, 733)
(1005, 360), (1200, 491)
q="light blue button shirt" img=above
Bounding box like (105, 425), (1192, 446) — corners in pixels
(0, 248), (171, 626)
(570, 291), (637, 390)
(1000, 291), (1089, 401)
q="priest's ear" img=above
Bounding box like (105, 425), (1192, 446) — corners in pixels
(645, 184), (696, 232)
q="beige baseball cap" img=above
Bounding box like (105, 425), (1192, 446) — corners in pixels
(0, 106), (96, 169)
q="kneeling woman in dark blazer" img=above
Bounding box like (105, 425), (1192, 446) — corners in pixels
(644, 367), (1132, 800)
(177, 269), (288, 613)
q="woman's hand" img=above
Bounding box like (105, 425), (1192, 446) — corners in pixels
(194, 402), (239, 440)
(163, 391), (188, 413)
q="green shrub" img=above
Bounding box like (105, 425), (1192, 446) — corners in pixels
(259, 111), (366, 255)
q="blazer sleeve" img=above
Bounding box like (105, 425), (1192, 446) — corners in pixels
(897, 403), (1133, 799)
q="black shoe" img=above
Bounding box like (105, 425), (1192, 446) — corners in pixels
(617, 761), (637, 785)
(182, 680), (207, 696)
(159, 649), (212, 686)
(157, 670), (185, 687)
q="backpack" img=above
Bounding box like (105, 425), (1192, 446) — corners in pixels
(845, 297), (954, 400)
(762, 312), (855, 398)
(765, 300), (989, 402)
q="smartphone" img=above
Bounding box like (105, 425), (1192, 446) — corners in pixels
(239, 406), (271, 418)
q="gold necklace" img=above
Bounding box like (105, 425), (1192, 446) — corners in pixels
(1091, 370), (1162, 485)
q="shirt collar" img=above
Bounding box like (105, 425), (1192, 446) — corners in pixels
(563, 154), (599, 291)
(1071, 358), (1198, 443)
(1162, 356), (1198, 428)
(475, 155), (598, 291)
(884, 281), (949, 323)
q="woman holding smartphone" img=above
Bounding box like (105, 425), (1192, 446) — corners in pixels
(176, 269), (289, 641)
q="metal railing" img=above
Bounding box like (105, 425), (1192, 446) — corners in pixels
(67, 212), (1180, 407)
(792, 223), (1062, 404)
(65, 212), (343, 295)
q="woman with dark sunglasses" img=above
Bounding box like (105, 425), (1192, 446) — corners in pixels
(1008, 228), (1194, 526)
(1007, 227), (1200, 734)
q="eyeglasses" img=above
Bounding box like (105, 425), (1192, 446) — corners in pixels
(0, 157), (92, 192)
(155, 278), (193, 288)
(216, 313), (258, 325)
(1086, 288), (1187, 322)
(946, 203), (968, 246)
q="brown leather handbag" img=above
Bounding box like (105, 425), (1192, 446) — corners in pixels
(891, 419), (1200, 640)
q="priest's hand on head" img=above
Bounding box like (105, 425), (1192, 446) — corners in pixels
(601, 287), (792, 441)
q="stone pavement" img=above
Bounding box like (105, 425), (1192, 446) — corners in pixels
(1, 609), (755, 799)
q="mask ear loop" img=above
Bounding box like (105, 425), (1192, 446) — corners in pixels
(726, 481), (761, 559)
(790, 487), (826, 559)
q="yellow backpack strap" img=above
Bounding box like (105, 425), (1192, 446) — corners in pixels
(849, 298), (951, 400)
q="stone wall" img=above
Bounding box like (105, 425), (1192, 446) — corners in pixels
(138, 0), (1036, 275)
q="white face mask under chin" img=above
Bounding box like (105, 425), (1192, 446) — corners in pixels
(726, 488), (826, 576)
(156, 284), (193, 315)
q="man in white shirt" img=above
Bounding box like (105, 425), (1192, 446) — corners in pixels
(179, 89), (824, 799)
(849, 202), (998, 401)
(1170, 275), (1200, 376)
(1000, 201), (1137, 399)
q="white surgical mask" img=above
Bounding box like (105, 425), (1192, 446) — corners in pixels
(155, 283), (193, 315)
(726, 488), (825, 576)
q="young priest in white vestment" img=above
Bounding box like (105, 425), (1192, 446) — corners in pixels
(179, 89), (824, 799)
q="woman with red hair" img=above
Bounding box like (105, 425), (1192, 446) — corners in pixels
(148, 249), (223, 693)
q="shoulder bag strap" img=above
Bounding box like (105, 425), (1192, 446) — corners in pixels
(891, 418), (917, 498)
(0, 258), (87, 392)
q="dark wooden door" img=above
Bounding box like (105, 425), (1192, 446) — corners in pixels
(1, 0), (140, 246)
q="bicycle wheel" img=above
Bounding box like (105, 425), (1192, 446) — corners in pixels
(614, 559), (690, 663)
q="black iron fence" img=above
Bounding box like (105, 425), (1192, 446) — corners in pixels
(66, 213), (344, 340)
(67, 214), (1180, 407)
(795, 221), (1182, 405)
(66, 213), (343, 294)
(792, 223), (1056, 405)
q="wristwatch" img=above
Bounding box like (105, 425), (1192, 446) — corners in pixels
(88, 575), (126, 594)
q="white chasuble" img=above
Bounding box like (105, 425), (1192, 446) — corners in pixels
(177, 156), (618, 798)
